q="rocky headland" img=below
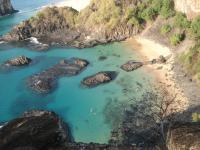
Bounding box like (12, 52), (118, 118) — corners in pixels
(0, 0), (17, 16)
(2, 0), (141, 49)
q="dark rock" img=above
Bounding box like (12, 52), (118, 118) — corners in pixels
(0, 110), (136, 150)
(0, 0), (18, 16)
(158, 55), (167, 63)
(27, 58), (89, 93)
(4, 55), (32, 66)
(82, 71), (118, 87)
(98, 56), (107, 61)
(151, 59), (157, 64)
(121, 61), (143, 72)
(0, 110), (71, 150)
(167, 122), (200, 150)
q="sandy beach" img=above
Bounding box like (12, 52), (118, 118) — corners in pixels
(125, 36), (189, 112)
(53, 0), (91, 11)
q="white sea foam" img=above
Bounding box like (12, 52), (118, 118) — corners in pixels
(0, 41), (6, 44)
(29, 37), (40, 44)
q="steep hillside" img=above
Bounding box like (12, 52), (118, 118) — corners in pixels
(174, 0), (200, 20)
(3, 0), (176, 48)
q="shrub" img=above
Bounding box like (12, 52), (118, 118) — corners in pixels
(190, 16), (200, 40)
(174, 12), (190, 29)
(141, 7), (156, 21)
(151, 0), (163, 12)
(170, 33), (184, 45)
(160, 0), (175, 18)
(160, 24), (172, 34)
(127, 17), (140, 27)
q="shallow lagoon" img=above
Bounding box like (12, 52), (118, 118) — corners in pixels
(0, 0), (153, 143)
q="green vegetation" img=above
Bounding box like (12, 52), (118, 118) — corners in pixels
(77, 0), (121, 30)
(160, 0), (175, 18)
(190, 16), (200, 40)
(173, 12), (191, 29)
(29, 7), (78, 29)
(179, 16), (200, 83)
(180, 42), (200, 80)
(170, 33), (184, 45)
(160, 24), (172, 34)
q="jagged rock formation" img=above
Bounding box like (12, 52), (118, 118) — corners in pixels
(0, 0), (17, 16)
(82, 71), (118, 87)
(0, 110), (71, 150)
(174, 0), (200, 20)
(121, 61), (143, 72)
(3, 55), (32, 66)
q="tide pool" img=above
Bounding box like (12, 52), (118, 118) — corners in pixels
(0, 0), (153, 143)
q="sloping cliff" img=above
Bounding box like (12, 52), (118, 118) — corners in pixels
(3, 0), (142, 48)
(174, 0), (200, 20)
(0, 0), (16, 16)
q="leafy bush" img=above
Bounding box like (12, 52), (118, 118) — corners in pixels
(151, 0), (163, 12)
(170, 33), (184, 45)
(179, 42), (200, 81)
(190, 16), (200, 40)
(160, 0), (175, 18)
(173, 12), (190, 29)
(160, 24), (172, 34)
(127, 17), (140, 27)
(141, 7), (156, 21)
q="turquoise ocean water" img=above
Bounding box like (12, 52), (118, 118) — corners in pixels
(0, 0), (153, 143)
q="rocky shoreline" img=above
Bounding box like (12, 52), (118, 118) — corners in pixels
(0, 110), (199, 150)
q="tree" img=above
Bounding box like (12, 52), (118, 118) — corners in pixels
(160, 0), (175, 18)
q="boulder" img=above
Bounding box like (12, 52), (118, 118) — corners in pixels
(121, 61), (143, 72)
(158, 55), (167, 63)
(27, 58), (89, 93)
(4, 55), (32, 66)
(167, 122), (200, 150)
(82, 71), (117, 87)
(0, 110), (71, 150)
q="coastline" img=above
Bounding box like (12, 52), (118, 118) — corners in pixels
(124, 36), (189, 112)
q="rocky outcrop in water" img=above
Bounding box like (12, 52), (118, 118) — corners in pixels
(0, 110), (71, 150)
(82, 71), (117, 87)
(27, 58), (89, 93)
(3, 55), (32, 66)
(0, 0), (17, 16)
(121, 61), (143, 72)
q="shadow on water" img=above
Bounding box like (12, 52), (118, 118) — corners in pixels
(9, 92), (55, 118)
